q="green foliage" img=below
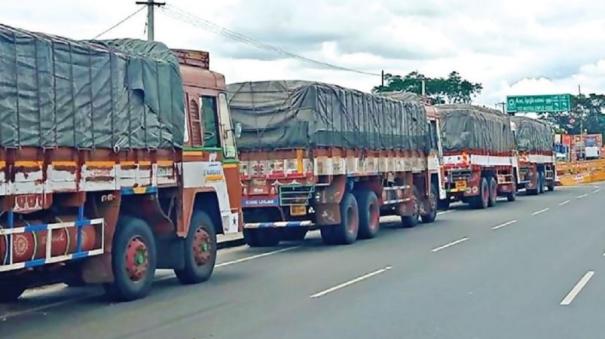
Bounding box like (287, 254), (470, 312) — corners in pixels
(539, 93), (605, 137)
(373, 71), (483, 104)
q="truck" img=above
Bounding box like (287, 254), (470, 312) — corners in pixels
(0, 24), (241, 302)
(510, 116), (556, 194)
(437, 105), (517, 209)
(229, 81), (440, 247)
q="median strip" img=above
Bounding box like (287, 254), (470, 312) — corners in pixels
(431, 237), (469, 253)
(560, 271), (595, 306)
(491, 220), (518, 230)
(310, 266), (392, 299)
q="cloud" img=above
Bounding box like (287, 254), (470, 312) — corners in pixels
(2, 0), (605, 105)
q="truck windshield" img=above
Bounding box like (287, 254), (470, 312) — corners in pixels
(219, 93), (237, 159)
(201, 96), (220, 148)
(429, 120), (439, 151)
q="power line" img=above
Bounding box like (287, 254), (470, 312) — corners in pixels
(93, 7), (146, 39)
(159, 4), (381, 77)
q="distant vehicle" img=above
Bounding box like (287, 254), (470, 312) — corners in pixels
(230, 81), (440, 247)
(511, 116), (556, 194)
(437, 105), (517, 209)
(585, 146), (600, 160)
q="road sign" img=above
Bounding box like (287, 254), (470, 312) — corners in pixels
(506, 94), (572, 113)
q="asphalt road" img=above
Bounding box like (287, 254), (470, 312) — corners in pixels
(1, 184), (604, 339)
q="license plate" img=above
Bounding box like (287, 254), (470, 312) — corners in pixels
(290, 205), (307, 216)
(455, 180), (467, 190)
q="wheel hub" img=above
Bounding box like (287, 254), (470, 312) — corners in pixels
(125, 237), (148, 282)
(193, 227), (211, 266)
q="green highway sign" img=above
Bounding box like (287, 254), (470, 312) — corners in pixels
(506, 94), (572, 113)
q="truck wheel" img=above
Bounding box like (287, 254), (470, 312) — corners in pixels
(547, 180), (555, 192)
(538, 172), (545, 194)
(507, 177), (517, 202)
(321, 193), (359, 245)
(488, 177), (498, 207)
(356, 190), (380, 239)
(243, 228), (280, 247)
(104, 217), (157, 302)
(471, 177), (489, 209)
(421, 184), (438, 224)
(527, 172), (539, 196)
(0, 281), (26, 302)
(175, 211), (217, 285)
(280, 228), (308, 242)
(438, 198), (450, 210)
(401, 188), (420, 228)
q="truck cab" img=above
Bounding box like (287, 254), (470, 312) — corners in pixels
(175, 49), (242, 236)
(424, 105), (447, 204)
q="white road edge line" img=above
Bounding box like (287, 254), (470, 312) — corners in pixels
(531, 208), (550, 216)
(577, 193), (589, 199)
(310, 266), (392, 299)
(154, 246), (302, 283)
(558, 200), (571, 206)
(560, 271), (595, 306)
(492, 220), (518, 230)
(215, 246), (301, 268)
(431, 237), (469, 253)
(437, 210), (454, 216)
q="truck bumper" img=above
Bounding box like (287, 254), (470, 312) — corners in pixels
(244, 220), (314, 229)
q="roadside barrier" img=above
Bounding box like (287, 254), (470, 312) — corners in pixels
(556, 159), (605, 185)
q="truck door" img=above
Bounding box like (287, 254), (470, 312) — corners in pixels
(216, 92), (242, 214)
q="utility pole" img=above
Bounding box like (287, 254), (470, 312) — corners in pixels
(381, 70), (385, 88)
(135, 0), (166, 41)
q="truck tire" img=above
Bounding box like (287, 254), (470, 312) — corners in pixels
(175, 211), (217, 285)
(507, 176), (517, 202)
(438, 198), (450, 210)
(547, 180), (555, 192)
(356, 190), (380, 239)
(421, 184), (438, 224)
(0, 281), (26, 302)
(488, 177), (498, 207)
(321, 193), (359, 245)
(280, 228), (308, 242)
(243, 228), (280, 247)
(104, 217), (157, 301)
(527, 172), (539, 196)
(538, 172), (545, 194)
(470, 177), (489, 209)
(401, 188), (420, 228)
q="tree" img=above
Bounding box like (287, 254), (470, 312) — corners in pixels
(539, 93), (605, 137)
(373, 71), (483, 104)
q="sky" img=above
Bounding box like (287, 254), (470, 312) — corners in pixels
(2, 0), (605, 106)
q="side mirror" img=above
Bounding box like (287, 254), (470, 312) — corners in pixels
(234, 122), (242, 139)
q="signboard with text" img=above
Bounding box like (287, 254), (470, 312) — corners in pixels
(506, 94), (572, 113)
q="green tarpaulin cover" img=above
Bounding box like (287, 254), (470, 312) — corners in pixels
(0, 24), (184, 149)
(227, 81), (429, 152)
(436, 104), (514, 153)
(511, 116), (553, 152)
